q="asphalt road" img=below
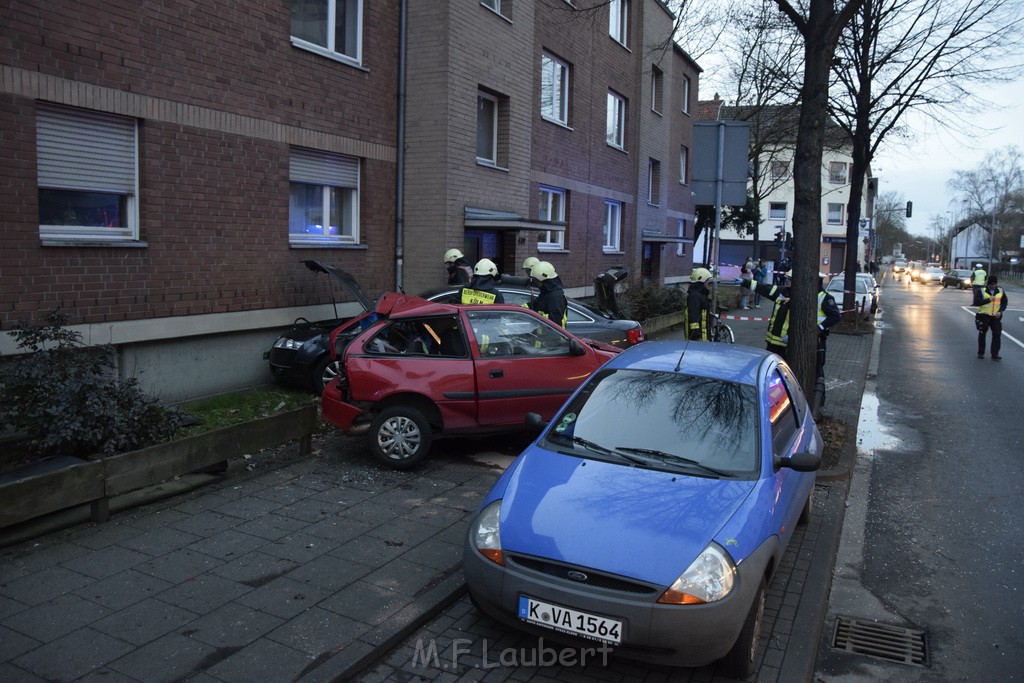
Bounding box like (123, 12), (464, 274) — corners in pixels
(817, 272), (1024, 680)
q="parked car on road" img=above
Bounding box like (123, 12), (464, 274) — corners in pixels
(464, 341), (821, 678)
(320, 293), (620, 469)
(826, 273), (877, 317)
(268, 263), (641, 394)
(920, 266), (945, 285)
(942, 269), (973, 289)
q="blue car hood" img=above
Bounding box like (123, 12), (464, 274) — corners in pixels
(498, 449), (756, 587)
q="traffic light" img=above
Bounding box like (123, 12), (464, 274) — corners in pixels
(906, 201), (913, 218)
(785, 232), (793, 250)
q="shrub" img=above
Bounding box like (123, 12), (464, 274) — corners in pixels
(0, 310), (184, 458)
(617, 281), (687, 321)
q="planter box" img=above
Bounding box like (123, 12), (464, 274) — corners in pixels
(643, 312), (685, 336)
(0, 404), (318, 530)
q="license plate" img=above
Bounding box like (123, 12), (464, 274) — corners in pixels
(518, 595), (622, 645)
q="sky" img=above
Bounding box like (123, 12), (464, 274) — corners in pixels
(872, 78), (1024, 237)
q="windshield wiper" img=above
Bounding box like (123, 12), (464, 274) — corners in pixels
(555, 435), (649, 466)
(615, 447), (729, 477)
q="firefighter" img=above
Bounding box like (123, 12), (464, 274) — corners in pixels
(460, 258), (505, 304)
(684, 268), (714, 341)
(444, 248), (473, 285)
(527, 261), (568, 327)
(522, 256), (540, 277)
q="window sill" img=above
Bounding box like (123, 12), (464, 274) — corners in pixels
(481, 3), (513, 24)
(476, 159), (510, 173)
(538, 247), (568, 254)
(603, 249), (624, 255)
(41, 239), (148, 248)
(606, 143), (628, 154)
(540, 116), (573, 131)
(291, 38), (367, 71)
(647, 202), (661, 208)
(289, 242), (366, 249)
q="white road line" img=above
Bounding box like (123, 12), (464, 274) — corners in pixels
(960, 306), (1024, 350)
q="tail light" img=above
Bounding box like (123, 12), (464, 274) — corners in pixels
(627, 327), (644, 346)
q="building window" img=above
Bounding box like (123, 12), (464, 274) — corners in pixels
(289, 147), (359, 245)
(827, 202), (845, 225)
(541, 52), (569, 126)
(538, 186), (566, 250)
(769, 202), (787, 219)
(477, 90), (499, 165)
(609, 0), (628, 46)
(650, 65), (663, 114)
(606, 91), (626, 150)
(481, 0), (500, 12)
(679, 145), (689, 184)
(37, 104), (138, 242)
(603, 200), (622, 252)
(648, 159), (661, 206)
(829, 161), (848, 184)
(681, 75), (691, 115)
(770, 160), (789, 180)
(291, 0), (362, 64)
(677, 219), (687, 256)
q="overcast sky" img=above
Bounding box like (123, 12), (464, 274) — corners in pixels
(871, 78), (1024, 237)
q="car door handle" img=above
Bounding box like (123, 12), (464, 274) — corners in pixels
(489, 369), (504, 378)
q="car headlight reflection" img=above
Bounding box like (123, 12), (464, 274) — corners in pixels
(657, 543), (736, 605)
(471, 500), (504, 565)
(273, 337), (304, 351)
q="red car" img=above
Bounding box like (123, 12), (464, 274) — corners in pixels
(321, 292), (620, 469)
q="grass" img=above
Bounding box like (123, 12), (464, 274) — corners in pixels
(175, 386), (317, 438)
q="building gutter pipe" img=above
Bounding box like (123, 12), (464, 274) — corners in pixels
(394, 0), (407, 291)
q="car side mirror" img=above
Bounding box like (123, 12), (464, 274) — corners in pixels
(568, 338), (586, 356)
(525, 413), (548, 430)
(778, 450), (821, 472)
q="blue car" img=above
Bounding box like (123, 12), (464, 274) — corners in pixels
(464, 341), (821, 677)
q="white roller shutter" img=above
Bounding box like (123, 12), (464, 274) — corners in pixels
(289, 147), (359, 188)
(37, 104), (136, 193)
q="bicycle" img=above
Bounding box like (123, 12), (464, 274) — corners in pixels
(710, 312), (735, 344)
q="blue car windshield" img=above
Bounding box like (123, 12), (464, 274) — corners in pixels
(544, 368), (759, 477)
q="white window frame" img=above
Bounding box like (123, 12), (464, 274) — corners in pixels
(650, 65), (663, 114)
(609, 0), (628, 46)
(679, 145), (689, 185)
(541, 52), (569, 126)
(481, 0), (500, 12)
(37, 104), (139, 243)
(477, 91), (498, 165)
(289, 147), (360, 246)
(648, 159), (661, 206)
(769, 202), (787, 219)
(681, 75), (691, 115)
(603, 200), (622, 252)
(606, 91), (626, 150)
(827, 202), (845, 225)
(538, 186), (566, 250)
(676, 219), (687, 256)
(290, 0), (363, 67)
(829, 161), (848, 185)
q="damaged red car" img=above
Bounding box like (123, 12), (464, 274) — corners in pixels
(321, 293), (620, 469)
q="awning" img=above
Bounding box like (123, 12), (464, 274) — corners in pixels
(464, 206), (565, 232)
(641, 229), (690, 244)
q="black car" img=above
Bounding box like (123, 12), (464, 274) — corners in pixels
(942, 269), (973, 290)
(267, 262), (643, 393)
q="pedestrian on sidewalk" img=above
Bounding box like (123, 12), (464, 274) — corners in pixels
(739, 258), (754, 309)
(753, 259), (768, 307)
(975, 275), (1007, 361)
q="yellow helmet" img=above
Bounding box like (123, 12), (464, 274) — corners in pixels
(473, 258), (498, 276)
(444, 248), (464, 263)
(522, 256), (540, 271)
(530, 261), (558, 281)
(690, 267), (713, 283)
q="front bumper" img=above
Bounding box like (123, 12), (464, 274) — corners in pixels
(463, 539), (769, 668)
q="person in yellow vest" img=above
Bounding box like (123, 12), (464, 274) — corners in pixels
(975, 275), (1007, 361)
(736, 271), (841, 364)
(684, 268), (714, 341)
(527, 261), (568, 327)
(460, 259), (505, 304)
(971, 263), (987, 305)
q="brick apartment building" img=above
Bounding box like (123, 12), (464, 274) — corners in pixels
(1, 0), (699, 402)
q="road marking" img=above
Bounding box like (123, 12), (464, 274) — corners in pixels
(961, 306), (1024, 351)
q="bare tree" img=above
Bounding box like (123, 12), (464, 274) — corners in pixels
(772, 0), (867, 396)
(830, 0), (1024, 313)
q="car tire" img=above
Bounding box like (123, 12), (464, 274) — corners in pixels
(311, 355), (341, 394)
(799, 486), (814, 525)
(719, 576), (766, 678)
(369, 405), (434, 470)
(942, 282), (948, 289)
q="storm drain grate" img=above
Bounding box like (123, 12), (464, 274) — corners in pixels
(831, 616), (928, 666)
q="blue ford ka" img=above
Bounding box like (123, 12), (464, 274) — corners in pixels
(464, 341), (821, 677)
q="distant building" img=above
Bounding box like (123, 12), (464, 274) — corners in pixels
(950, 223), (991, 269)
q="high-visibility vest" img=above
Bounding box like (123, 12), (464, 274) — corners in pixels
(977, 288), (1003, 316)
(973, 269), (987, 286)
(461, 288), (497, 304)
(766, 291), (829, 347)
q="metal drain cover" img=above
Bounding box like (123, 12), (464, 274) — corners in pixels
(832, 616), (928, 666)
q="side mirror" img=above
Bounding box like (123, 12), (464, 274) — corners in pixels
(778, 451), (821, 472)
(568, 338), (586, 356)
(525, 413), (548, 430)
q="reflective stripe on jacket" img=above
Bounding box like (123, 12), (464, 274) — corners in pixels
(766, 291), (831, 348)
(977, 288), (1004, 316)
